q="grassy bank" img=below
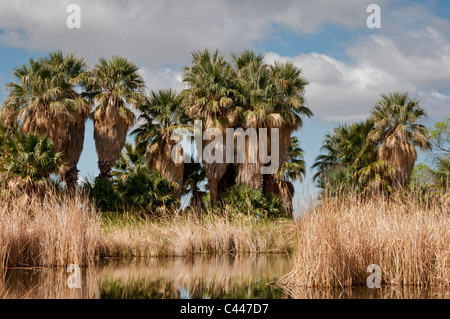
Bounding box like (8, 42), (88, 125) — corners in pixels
(98, 212), (295, 257)
(2, 190), (448, 290)
(0, 191), (295, 269)
(280, 194), (449, 290)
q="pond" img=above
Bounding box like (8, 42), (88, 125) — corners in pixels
(1, 255), (448, 299)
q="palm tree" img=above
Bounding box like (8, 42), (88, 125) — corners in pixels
(111, 142), (147, 181)
(431, 154), (450, 191)
(132, 89), (190, 197)
(262, 61), (311, 198)
(271, 136), (306, 217)
(232, 50), (269, 190)
(231, 52), (311, 196)
(368, 92), (429, 188)
(312, 132), (341, 182)
(312, 121), (379, 194)
(182, 49), (239, 201)
(0, 51), (90, 189)
(0, 132), (64, 194)
(182, 161), (207, 213)
(84, 56), (146, 179)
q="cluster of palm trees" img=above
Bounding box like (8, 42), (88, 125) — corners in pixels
(0, 49), (311, 216)
(312, 92), (445, 196)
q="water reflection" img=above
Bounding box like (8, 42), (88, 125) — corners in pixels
(1, 255), (448, 299)
(98, 255), (292, 299)
(1, 255), (292, 299)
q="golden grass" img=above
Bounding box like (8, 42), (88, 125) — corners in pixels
(0, 190), (294, 271)
(0, 192), (100, 268)
(280, 194), (449, 290)
(2, 188), (448, 296)
(98, 212), (295, 257)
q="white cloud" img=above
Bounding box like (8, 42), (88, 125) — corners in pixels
(264, 19), (450, 123)
(0, 0), (383, 67)
(0, 0), (448, 123)
(139, 67), (182, 93)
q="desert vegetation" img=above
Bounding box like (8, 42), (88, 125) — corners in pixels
(279, 194), (449, 290)
(0, 50), (448, 297)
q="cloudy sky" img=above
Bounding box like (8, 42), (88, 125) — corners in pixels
(0, 0), (449, 207)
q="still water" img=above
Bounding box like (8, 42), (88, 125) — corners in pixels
(1, 255), (448, 299)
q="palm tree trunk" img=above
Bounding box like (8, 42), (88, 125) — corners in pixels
(64, 166), (79, 190)
(208, 178), (219, 202)
(262, 174), (277, 195)
(379, 132), (417, 189)
(94, 102), (130, 180)
(218, 164), (237, 195)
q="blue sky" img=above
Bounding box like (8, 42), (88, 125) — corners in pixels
(0, 0), (449, 211)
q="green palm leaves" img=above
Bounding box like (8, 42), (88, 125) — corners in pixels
(0, 51), (89, 188)
(82, 143), (178, 214)
(369, 92), (429, 188)
(313, 92), (429, 195)
(0, 131), (63, 193)
(84, 56), (146, 179)
(181, 49), (311, 207)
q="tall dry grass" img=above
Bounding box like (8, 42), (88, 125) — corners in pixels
(0, 192), (100, 268)
(280, 194), (449, 290)
(98, 213), (295, 257)
(0, 190), (294, 272)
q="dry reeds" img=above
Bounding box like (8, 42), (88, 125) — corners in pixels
(98, 212), (295, 257)
(280, 193), (449, 290)
(0, 190), (294, 271)
(0, 192), (100, 268)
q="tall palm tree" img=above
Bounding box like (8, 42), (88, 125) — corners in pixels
(0, 51), (90, 189)
(232, 50), (269, 190)
(132, 89), (190, 199)
(262, 61), (311, 197)
(84, 56), (146, 179)
(182, 49), (239, 201)
(368, 92), (429, 188)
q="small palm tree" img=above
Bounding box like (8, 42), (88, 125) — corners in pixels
(111, 142), (147, 181)
(0, 132), (64, 194)
(431, 155), (450, 191)
(266, 136), (305, 217)
(277, 136), (306, 182)
(312, 132), (341, 182)
(120, 169), (178, 215)
(312, 121), (379, 194)
(368, 92), (429, 188)
(84, 56), (146, 179)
